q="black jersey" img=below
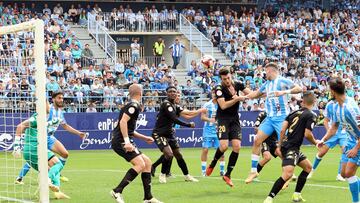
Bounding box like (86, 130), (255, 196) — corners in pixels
(112, 100), (141, 143)
(153, 99), (185, 137)
(255, 111), (277, 144)
(215, 81), (245, 119)
(281, 108), (317, 150)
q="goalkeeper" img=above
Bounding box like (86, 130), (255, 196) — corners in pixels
(15, 91), (86, 184)
(13, 109), (70, 199)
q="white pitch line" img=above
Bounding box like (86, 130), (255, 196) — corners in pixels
(66, 169), (348, 190)
(0, 196), (35, 203)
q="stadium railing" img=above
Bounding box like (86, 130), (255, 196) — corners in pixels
(101, 12), (179, 32)
(179, 14), (214, 57)
(88, 12), (117, 65)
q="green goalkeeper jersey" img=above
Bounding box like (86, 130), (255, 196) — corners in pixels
(23, 113), (54, 171)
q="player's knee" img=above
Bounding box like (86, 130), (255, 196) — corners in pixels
(202, 148), (209, 154)
(304, 165), (312, 173)
(263, 153), (272, 162)
(164, 152), (173, 160)
(254, 137), (263, 147)
(219, 143), (228, 151)
(283, 170), (293, 180)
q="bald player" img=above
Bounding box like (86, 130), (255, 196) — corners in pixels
(110, 84), (162, 203)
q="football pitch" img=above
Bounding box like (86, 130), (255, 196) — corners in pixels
(0, 147), (352, 202)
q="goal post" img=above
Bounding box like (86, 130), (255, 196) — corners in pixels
(0, 19), (48, 202)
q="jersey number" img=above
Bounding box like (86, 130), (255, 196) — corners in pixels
(218, 125), (226, 133)
(288, 116), (299, 134)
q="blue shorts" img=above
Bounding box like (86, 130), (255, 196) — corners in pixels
(324, 132), (347, 148)
(344, 143), (360, 166)
(258, 115), (287, 140)
(47, 135), (57, 150)
(202, 137), (220, 148)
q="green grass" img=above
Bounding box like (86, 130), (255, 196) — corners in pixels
(0, 147), (353, 202)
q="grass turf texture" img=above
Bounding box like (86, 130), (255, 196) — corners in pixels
(0, 147), (351, 203)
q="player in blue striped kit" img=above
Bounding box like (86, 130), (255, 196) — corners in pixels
(245, 62), (302, 183)
(200, 89), (225, 176)
(318, 78), (360, 203)
(15, 91), (86, 184)
(307, 99), (347, 181)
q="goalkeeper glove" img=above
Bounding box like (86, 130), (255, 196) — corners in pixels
(12, 136), (22, 158)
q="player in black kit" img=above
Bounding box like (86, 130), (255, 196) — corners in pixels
(206, 67), (249, 187)
(152, 86), (206, 184)
(110, 84), (162, 203)
(263, 92), (319, 203)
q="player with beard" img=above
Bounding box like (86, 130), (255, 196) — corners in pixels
(206, 67), (249, 187)
(15, 91), (86, 184)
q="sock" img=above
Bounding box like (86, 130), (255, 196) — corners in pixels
(219, 161), (225, 173)
(152, 155), (164, 169)
(18, 163), (31, 179)
(295, 171), (309, 193)
(312, 154), (322, 170)
(268, 177), (286, 198)
(167, 158), (173, 175)
(48, 161), (64, 187)
(257, 163), (263, 173)
(337, 160), (342, 175)
(225, 151), (239, 177)
(161, 157), (173, 174)
(114, 168), (138, 193)
(59, 157), (67, 167)
(348, 176), (359, 202)
(141, 172), (153, 200)
(201, 161), (206, 173)
(176, 158), (189, 175)
(209, 148), (224, 168)
(251, 154), (260, 173)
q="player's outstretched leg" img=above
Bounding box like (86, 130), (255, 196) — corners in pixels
(264, 165), (294, 203)
(151, 155), (164, 177)
(222, 139), (240, 187)
(141, 154), (163, 203)
(48, 156), (70, 199)
(291, 159), (312, 202)
(173, 148), (198, 182)
(206, 140), (227, 176)
(50, 139), (69, 182)
(308, 144), (329, 179)
(111, 156), (143, 203)
(344, 162), (359, 203)
(247, 131), (268, 184)
(15, 162), (31, 185)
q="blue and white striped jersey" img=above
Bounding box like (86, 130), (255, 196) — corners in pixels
(47, 104), (67, 136)
(259, 76), (294, 117)
(332, 97), (360, 145)
(202, 100), (217, 137)
(324, 100), (344, 134)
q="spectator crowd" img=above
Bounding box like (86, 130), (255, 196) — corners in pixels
(1, 1), (360, 118)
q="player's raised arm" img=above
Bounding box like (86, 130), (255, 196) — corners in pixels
(179, 108), (206, 119)
(133, 131), (154, 144)
(274, 78), (303, 97)
(61, 123), (86, 139)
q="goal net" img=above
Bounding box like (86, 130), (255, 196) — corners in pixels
(0, 20), (49, 203)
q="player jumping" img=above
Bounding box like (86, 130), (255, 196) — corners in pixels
(245, 62), (302, 184)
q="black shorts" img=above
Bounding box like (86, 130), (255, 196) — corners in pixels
(217, 118), (242, 140)
(152, 132), (180, 151)
(261, 140), (278, 158)
(281, 148), (307, 167)
(111, 140), (142, 162)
